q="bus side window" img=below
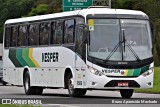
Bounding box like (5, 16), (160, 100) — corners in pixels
(55, 20), (63, 44)
(50, 21), (56, 44)
(5, 27), (11, 48)
(76, 17), (84, 25)
(40, 22), (50, 45)
(64, 19), (75, 44)
(18, 25), (27, 47)
(29, 24), (39, 46)
(11, 26), (17, 47)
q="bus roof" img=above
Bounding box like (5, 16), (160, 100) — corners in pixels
(80, 8), (147, 17)
(5, 8), (148, 24)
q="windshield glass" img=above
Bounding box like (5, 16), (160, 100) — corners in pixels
(88, 19), (152, 61)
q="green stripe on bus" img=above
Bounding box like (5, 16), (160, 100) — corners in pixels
(133, 69), (141, 76)
(9, 49), (22, 67)
(140, 65), (150, 75)
(127, 70), (134, 76)
(16, 49), (29, 66)
(22, 48), (36, 67)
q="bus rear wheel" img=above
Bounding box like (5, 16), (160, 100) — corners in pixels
(2, 82), (7, 86)
(120, 89), (133, 98)
(24, 71), (43, 95)
(67, 73), (87, 97)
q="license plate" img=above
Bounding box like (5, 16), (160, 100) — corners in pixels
(118, 82), (128, 87)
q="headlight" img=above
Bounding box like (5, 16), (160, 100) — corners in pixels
(88, 66), (104, 76)
(142, 67), (154, 77)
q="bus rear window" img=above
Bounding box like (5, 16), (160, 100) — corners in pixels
(5, 27), (11, 48)
(18, 25), (27, 47)
(55, 20), (63, 44)
(11, 26), (17, 47)
(29, 24), (39, 46)
(39, 22), (50, 45)
(64, 19), (75, 44)
(50, 21), (56, 44)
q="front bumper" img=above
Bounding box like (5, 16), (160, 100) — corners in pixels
(86, 70), (154, 89)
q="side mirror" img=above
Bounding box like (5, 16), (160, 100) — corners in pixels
(150, 21), (156, 43)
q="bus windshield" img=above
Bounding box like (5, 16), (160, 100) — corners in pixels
(88, 19), (152, 61)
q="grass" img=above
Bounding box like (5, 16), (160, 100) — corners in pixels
(0, 105), (40, 107)
(135, 67), (160, 94)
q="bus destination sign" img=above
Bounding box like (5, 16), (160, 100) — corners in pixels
(63, 0), (93, 11)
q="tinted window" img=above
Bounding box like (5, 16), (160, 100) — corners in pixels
(55, 20), (63, 44)
(75, 26), (83, 56)
(50, 21), (56, 44)
(18, 25), (27, 46)
(64, 20), (75, 44)
(39, 22), (50, 45)
(29, 24), (39, 46)
(76, 17), (84, 25)
(11, 26), (17, 47)
(5, 27), (11, 48)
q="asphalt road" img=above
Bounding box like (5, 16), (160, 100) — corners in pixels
(0, 83), (160, 107)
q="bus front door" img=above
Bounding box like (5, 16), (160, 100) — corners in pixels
(75, 26), (86, 88)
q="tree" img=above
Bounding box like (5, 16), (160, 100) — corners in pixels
(0, 0), (34, 42)
(26, 4), (49, 16)
(34, 0), (62, 13)
(112, 0), (138, 9)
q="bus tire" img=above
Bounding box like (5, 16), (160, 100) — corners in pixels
(2, 81), (7, 86)
(2, 82), (7, 86)
(23, 71), (37, 95)
(120, 89), (133, 98)
(78, 89), (87, 96)
(67, 73), (87, 97)
(35, 87), (43, 95)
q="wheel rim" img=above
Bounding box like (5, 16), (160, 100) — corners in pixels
(25, 76), (29, 91)
(68, 78), (74, 94)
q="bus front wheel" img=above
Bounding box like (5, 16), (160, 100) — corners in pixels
(24, 71), (43, 95)
(120, 89), (133, 98)
(67, 73), (87, 97)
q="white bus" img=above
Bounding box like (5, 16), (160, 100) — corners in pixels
(3, 7), (154, 98)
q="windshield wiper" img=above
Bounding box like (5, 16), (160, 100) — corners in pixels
(122, 30), (141, 62)
(126, 43), (141, 62)
(105, 41), (121, 61)
(106, 30), (122, 61)
(105, 30), (141, 62)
